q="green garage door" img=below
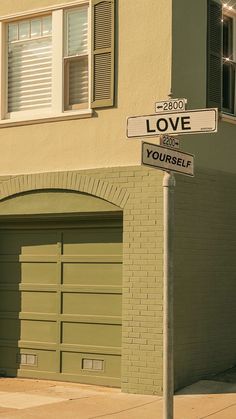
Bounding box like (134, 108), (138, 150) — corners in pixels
(0, 218), (122, 387)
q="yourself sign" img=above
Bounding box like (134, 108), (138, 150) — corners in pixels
(142, 142), (194, 177)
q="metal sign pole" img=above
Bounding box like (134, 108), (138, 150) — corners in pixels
(126, 95), (217, 413)
(163, 171), (175, 419)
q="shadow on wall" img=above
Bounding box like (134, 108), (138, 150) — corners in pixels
(0, 251), (21, 377)
(0, 227), (57, 378)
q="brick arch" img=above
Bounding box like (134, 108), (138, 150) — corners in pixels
(0, 172), (129, 209)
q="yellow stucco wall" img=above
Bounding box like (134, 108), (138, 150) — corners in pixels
(0, 0), (172, 175)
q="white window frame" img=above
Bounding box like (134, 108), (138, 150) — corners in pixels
(222, 7), (236, 118)
(0, 0), (92, 127)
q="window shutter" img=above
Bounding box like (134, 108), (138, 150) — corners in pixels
(207, 0), (222, 110)
(91, 0), (115, 108)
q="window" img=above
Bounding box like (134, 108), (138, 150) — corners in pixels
(82, 358), (104, 370)
(222, 12), (236, 114)
(207, 0), (236, 117)
(8, 16), (53, 113)
(64, 8), (89, 110)
(18, 353), (37, 366)
(0, 0), (115, 125)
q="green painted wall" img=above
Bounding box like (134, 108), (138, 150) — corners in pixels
(174, 169), (236, 390)
(172, 0), (236, 390)
(172, 0), (236, 174)
(0, 191), (120, 215)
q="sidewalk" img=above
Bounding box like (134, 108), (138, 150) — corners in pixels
(0, 378), (236, 418)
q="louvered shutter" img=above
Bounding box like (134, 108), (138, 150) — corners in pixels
(207, 0), (222, 109)
(8, 37), (52, 112)
(91, 0), (115, 108)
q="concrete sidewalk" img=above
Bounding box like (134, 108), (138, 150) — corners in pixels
(0, 378), (236, 418)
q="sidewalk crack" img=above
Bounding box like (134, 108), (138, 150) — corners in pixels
(88, 399), (161, 419)
(199, 402), (236, 419)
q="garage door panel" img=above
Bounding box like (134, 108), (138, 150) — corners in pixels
(0, 231), (59, 255)
(0, 291), (20, 312)
(63, 228), (122, 255)
(0, 347), (18, 370)
(0, 232), (23, 255)
(63, 242), (122, 256)
(62, 263), (122, 286)
(20, 232), (59, 255)
(0, 262), (20, 284)
(21, 291), (57, 314)
(21, 263), (58, 284)
(63, 228), (122, 245)
(61, 255), (121, 263)
(62, 322), (121, 348)
(21, 320), (57, 343)
(61, 352), (121, 378)
(19, 349), (57, 373)
(62, 293), (122, 317)
(0, 318), (20, 340)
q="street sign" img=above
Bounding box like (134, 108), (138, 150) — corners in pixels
(142, 142), (194, 177)
(160, 134), (180, 149)
(127, 108), (218, 138)
(155, 98), (187, 113)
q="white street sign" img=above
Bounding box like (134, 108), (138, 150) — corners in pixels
(155, 98), (187, 113)
(160, 134), (180, 149)
(142, 142), (194, 177)
(127, 108), (218, 138)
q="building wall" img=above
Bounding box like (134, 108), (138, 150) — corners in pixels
(0, 165), (164, 395)
(174, 168), (236, 390)
(172, 0), (236, 390)
(0, 0), (171, 394)
(172, 0), (236, 174)
(0, 0), (235, 395)
(0, 0), (172, 175)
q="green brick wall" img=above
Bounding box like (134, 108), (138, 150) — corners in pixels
(1, 166), (235, 394)
(174, 168), (236, 391)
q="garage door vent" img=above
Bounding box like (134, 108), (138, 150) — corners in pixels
(82, 359), (104, 371)
(18, 354), (37, 366)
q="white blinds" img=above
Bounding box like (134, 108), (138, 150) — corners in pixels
(69, 57), (88, 105)
(8, 17), (52, 113)
(7, 8), (89, 114)
(65, 7), (88, 107)
(66, 8), (88, 56)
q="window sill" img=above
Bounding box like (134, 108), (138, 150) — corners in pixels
(221, 112), (236, 124)
(0, 109), (93, 128)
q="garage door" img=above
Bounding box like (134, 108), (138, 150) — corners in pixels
(0, 218), (122, 387)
